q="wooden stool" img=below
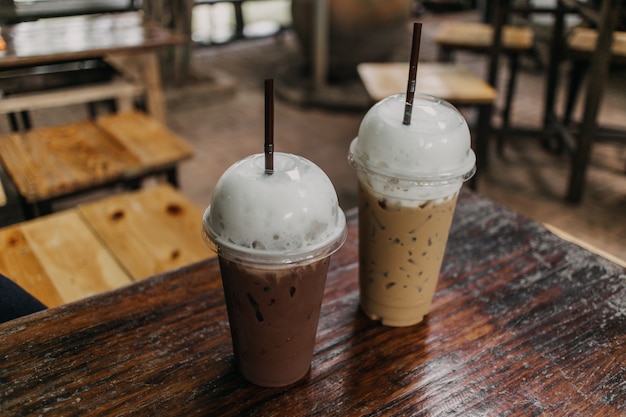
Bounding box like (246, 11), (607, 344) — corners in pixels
(0, 79), (144, 129)
(0, 183), (213, 308)
(434, 21), (534, 134)
(563, 27), (626, 126)
(357, 62), (497, 182)
(0, 111), (194, 217)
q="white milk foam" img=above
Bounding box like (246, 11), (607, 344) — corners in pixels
(205, 153), (346, 258)
(349, 93), (475, 205)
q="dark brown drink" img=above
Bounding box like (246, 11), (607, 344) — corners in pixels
(203, 152), (347, 386)
(218, 256), (330, 387)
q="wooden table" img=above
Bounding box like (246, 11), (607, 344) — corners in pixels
(0, 11), (187, 122)
(0, 183), (211, 308)
(1, 189), (625, 415)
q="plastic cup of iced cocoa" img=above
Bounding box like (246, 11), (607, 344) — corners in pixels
(348, 92), (475, 327)
(202, 152), (347, 387)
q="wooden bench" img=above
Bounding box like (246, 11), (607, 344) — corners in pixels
(0, 110), (194, 217)
(357, 62), (496, 105)
(0, 183), (214, 308)
(0, 79), (144, 117)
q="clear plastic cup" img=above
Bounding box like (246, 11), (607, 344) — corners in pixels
(348, 93), (475, 327)
(202, 152), (347, 387)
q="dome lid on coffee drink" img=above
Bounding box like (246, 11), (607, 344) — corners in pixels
(350, 93), (475, 183)
(202, 152), (347, 264)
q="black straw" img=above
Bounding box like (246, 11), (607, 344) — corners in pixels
(403, 22), (422, 126)
(264, 79), (274, 174)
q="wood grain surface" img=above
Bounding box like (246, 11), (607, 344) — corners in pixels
(1, 190), (624, 416)
(95, 111), (194, 174)
(0, 112), (193, 204)
(0, 210), (131, 307)
(79, 183), (212, 280)
(0, 121), (137, 202)
(434, 21), (535, 51)
(358, 62), (497, 104)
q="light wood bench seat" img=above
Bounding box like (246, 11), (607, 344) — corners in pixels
(0, 183), (213, 308)
(434, 21), (534, 53)
(0, 79), (144, 115)
(357, 62), (497, 104)
(567, 27), (626, 62)
(0, 111), (193, 216)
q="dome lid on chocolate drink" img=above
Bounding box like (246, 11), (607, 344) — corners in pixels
(350, 93), (475, 184)
(202, 152), (347, 264)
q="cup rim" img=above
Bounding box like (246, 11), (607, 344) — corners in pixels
(348, 138), (476, 187)
(202, 208), (348, 266)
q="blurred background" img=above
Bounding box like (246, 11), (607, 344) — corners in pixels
(1, 0), (625, 263)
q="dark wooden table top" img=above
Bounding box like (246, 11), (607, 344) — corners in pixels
(1, 189), (625, 416)
(0, 11), (187, 69)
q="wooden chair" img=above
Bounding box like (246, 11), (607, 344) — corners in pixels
(434, 20), (534, 137)
(563, 27), (626, 127)
(540, 0), (626, 202)
(357, 62), (497, 184)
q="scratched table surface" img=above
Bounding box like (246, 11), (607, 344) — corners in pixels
(0, 189), (624, 416)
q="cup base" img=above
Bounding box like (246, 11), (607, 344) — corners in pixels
(360, 297), (429, 327)
(240, 366), (310, 388)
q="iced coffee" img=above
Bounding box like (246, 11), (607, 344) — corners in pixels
(203, 152), (347, 387)
(349, 93), (475, 327)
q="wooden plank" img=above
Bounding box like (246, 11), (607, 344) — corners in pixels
(78, 184), (214, 280)
(357, 62), (497, 104)
(0, 179), (5, 207)
(434, 21), (534, 51)
(544, 223), (626, 268)
(0, 223), (64, 307)
(0, 210), (132, 308)
(568, 27), (626, 57)
(0, 80), (144, 115)
(95, 111), (194, 175)
(0, 121), (139, 202)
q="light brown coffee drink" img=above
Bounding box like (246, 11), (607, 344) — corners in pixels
(358, 183), (459, 326)
(349, 93), (475, 326)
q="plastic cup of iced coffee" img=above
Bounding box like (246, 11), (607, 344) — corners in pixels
(202, 152), (347, 387)
(348, 92), (475, 327)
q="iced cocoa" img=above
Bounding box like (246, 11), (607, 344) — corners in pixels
(219, 257), (329, 387)
(358, 183), (458, 326)
(203, 152), (346, 387)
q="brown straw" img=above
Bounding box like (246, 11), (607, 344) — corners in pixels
(264, 79), (274, 174)
(403, 22), (422, 126)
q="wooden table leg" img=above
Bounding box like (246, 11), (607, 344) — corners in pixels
(105, 51), (167, 123)
(566, 0), (621, 202)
